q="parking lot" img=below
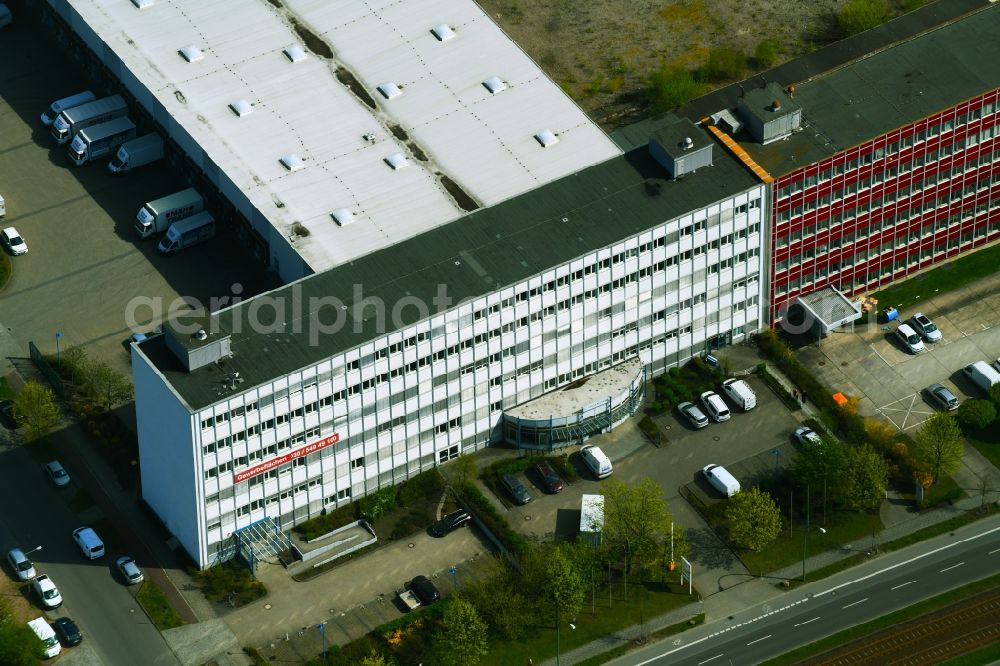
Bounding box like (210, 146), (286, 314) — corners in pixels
(0, 19), (271, 374)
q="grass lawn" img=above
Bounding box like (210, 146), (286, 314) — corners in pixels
(739, 511), (884, 576)
(481, 581), (698, 665)
(763, 572), (1000, 665)
(965, 420), (1000, 470)
(575, 614), (705, 666)
(920, 472), (965, 507)
(866, 242), (1000, 315)
(0, 376), (14, 400)
(0, 253), (10, 292)
(136, 580), (184, 630)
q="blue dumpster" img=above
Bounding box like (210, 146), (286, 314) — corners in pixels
(883, 307), (898, 322)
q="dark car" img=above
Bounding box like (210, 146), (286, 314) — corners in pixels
(53, 617), (82, 646)
(534, 460), (564, 493)
(409, 575), (440, 605)
(501, 473), (532, 505)
(924, 383), (960, 411)
(429, 509), (471, 537)
(0, 399), (21, 429)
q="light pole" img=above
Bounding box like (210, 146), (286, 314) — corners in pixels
(802, 526), (827, 582)
(55, 331), (63, 366)
(316, 623), (327, 663)
(25, 545), (42, 557)
(555, 607), (576, 666)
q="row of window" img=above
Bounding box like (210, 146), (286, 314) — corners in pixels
(204, 424), (322, 459)
(776, 102), (998, 199)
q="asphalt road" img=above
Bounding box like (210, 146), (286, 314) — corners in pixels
(612, 514), (1000, 666)
(0, 444), (177, 665)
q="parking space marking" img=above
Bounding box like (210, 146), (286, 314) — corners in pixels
(869, 343), (892, 367)
(877, 393), (932, 431)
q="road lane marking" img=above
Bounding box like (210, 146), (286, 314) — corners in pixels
(794, 617), (820, 627)
(890, 580), (916, 590)
(989, 547), (1000, 555)
(940, 562), (965, 572)
(842, 598), (868, 609)
(697, 655), (724, 665)
(747, 635), (772, 646)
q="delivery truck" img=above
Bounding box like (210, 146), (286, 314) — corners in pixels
(51, 94), (127, 144)
(108, 133), (164, 174)
(68, 117), (136, 166)
(157, 212), (215, 255)
(135, 188), (204, 239)
(41, 90), (96, 126)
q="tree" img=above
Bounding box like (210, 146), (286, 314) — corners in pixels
(913, 412), (965, 484)
(647, 65), (702, 113)
(957, 399), (996, 430)
(448, 454), (478, 488)
(864, 417), (897, 454)
(794, 437), (846, 494)
(701, 47), (747, 83)
(842, 444), (889, 511)
(357, 651), (392, 666)
(81, 360), (133, 410)
(725, 487), (782, 551)
(755, 39), (781, 69)
(460, 556), (531, 641)
(14, 380), (60, 441)
(430, 597), (489, 666)
(601, 477), (676, 574)
(0, 599), (44, 665)
(540, 544), (586, 619)
(989, 383), (1000, 410)
(837, 0), (891, 37)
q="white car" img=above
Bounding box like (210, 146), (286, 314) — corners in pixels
(699, 391), (731, 422)
(45, 461), (70, 487)
(115, 555), (144, 584)
(1, 226), (27, 255)
(32, 574), (62, 609)
(793, 426), (822, 446)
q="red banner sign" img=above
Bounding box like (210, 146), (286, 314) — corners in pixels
(232, 432), (340, 483)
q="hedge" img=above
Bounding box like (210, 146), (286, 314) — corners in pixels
(455, 481), (528, 555)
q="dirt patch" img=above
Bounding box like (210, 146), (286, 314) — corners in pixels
(475, 0), (840, 129)
(290, 17), (333, 59)
(337, 67), (377, 109)
(438, 173), (480, 213)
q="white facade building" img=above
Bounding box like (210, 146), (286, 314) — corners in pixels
(133, 124), (767, 567)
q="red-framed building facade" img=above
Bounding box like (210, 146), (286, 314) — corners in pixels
(769, 87), (1000, 322)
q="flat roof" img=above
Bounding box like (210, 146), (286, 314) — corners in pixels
(741, 5), (1000, 175)
(795, 286), (861, 330)
(144, 133), (759, 411)
(505, 359), (643, 421)
(67, 0), (619, 273)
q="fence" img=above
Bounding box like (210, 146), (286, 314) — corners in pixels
(28, 341), (64, 398)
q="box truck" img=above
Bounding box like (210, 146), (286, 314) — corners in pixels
(157, 212), (215, 255)
(51, 94), (127, 144)
(108, 133), (164, 174)
(41, 90), (96, 126)
(135, 188), (204, 239)
(68, 117), (136, 166)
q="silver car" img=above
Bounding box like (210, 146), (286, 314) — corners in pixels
(924, 383), (959, 411)
(115, 555), (144, 584)
(909, 313), (942, 343)
(793, 426), (822, 446)
(677, 401), (709, 428)
(6, 548), (36, 581)
(45, 461), (71, 487)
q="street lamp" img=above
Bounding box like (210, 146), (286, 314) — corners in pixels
(316, 623), (327, 663)
(55, 331), (63, 366)
(24, 546), (42, 557)
(555, 607), (577, 666)
(802, 527), (827, 582)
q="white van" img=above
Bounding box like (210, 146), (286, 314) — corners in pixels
(702, 464), (740, 498)
(699, 391), (731, 422)
(72, 526), (105, 559)
(895, 323), (925, 354)
(28, 617), (61, 658)
(721, 378), (756, 411)
(0, 4), (11, 30)
(41, 90), (96, 126)
(580, 445), (613, 479)
(963, 361), (1000, 393)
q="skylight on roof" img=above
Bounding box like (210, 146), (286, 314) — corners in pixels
(385, 153), (409, 170)
(483, 77), (506, 95)
(431, 24), (455, 41)
(131, 0), (153, 8)
(179, 45), (203, 63)
(283, 45), (307, 63)
(377, 83), (402, 100)
(280, 154), (303, 171)
(332, 209), (355, 226)
(534, 129), (559, 148)
(229, 100), (253, 117)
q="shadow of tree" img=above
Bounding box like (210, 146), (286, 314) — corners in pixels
(684, 525), (736, 570)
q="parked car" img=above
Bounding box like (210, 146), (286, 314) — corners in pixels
(534, 460), (565, 493)
(6, 547), (36, 581)
(428, 510), (471, 537)
(501, 473), (532, 505)
(115, 555), (143, 584)
(72, 527), (105, 559)
(702, 464), (741, 498)
(0, 399), (21, 429)
(894, 323), (925, 354)
(409, 575), (440, 605)
(52, 617), (82, 646)
(45, 461), (71, 487)
(32, 574), (62, 609)
(677, 401), (709, 429)
(793, 426), (822, 446)
(909, 313), (942, 343)
(1, 226), (27, 255)
(699, 391), (731, 422)
(924, 383), (960, 411)
(580, 445), (613, 479)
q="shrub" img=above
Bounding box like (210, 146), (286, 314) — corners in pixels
(837, 0), (891, 37)
(294, 503), (358, 541)
(456, 482), (527, 555)
(647, 65), (702, 113)
(754, 38), (781, 69)
(358, 486), (398, 524)
(957, 399), (996, 430)
(901, 0), (925, 10)
(552, 454), (578, 483)
(701, 47), (748, 83)
(191, 559), (266, 606)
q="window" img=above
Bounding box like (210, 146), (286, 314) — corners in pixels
(438, 445), (459, 463)
(351, 457), (365, 469)
(337, 488), (351, 500)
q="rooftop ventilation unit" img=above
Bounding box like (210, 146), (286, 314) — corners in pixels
(332, 209), (354, 226)
(283, 45), (307, 63)
(280, 154), (303, 171)
(193, 329), (208, 341)
(534, 129), (559, 148)
(377, 82), (402, 100)
(682, 136), (694, 149)
(229, 100), (253, 117)
(385, 153), (409, 170)
(483, 76), (506, 95)
(648, 117), (713, 179)
(736, 81), (801, 144)
(431, 24), (455, 41)
(179, 45), (203, 63)
(131, 0), (153, 8)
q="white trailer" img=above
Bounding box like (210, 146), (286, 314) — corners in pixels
(136, 188), (204, 239)
(108, 133), (165, 174)
(580, 494), (604, 547)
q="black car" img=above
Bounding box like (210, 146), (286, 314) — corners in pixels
(0, 399), (20, 429)
(409, 575), (440, 605)
(53, 617), (82, 646)
(429, 509), (471, 537)
(534, 460), (564, 493)
(500, 473), (532, 505)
